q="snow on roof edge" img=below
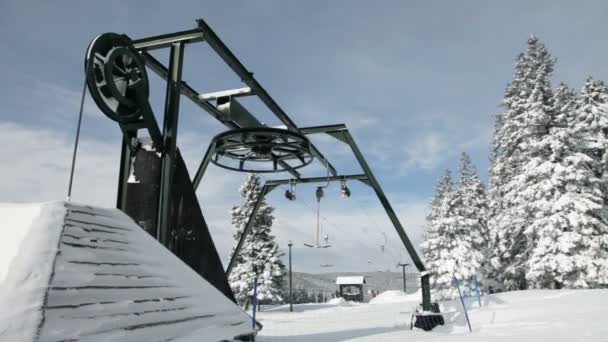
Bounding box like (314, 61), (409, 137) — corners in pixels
(336, 276), (366, 285)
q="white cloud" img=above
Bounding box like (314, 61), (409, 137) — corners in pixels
(0, 121), (119, 205)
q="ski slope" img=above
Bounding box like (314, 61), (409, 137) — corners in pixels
(256, 289), (608, 341)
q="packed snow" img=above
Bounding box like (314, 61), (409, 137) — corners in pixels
(369, 289), (422, 304)
(326, 297), (353, 306)
(0, 201), (254, 342)
(0, 202), (65, 341)
(335, 276), (365, 285)
(255, 289), (608, 341)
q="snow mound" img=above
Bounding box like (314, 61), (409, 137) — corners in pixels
(257, 289), (608, 341)
(0, 201), (254, 342)
(369, 289), (422, 304)
(327, 297), (352, 306)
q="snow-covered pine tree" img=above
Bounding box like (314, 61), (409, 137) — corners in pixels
(529, 78), (608, 288)
(521, 82), (605, 288)
(488, 35), (555, 290)
(228, 174), (286, 306)
(422, 168), (484, 300)
(572, 78), (608, 200)
(422, 170), (456, 299)
(456, 152), (490, 281)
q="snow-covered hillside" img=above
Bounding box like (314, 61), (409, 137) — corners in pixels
(256, 289), (608, 341)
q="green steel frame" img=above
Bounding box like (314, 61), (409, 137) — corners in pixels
(121, 18), (337, 247)
(104, 18), (432, 311)
(222, 124), (432, 311)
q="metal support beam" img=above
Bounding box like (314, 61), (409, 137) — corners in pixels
(195, 19), (297, 130)
(216, 96), (263, 128)
(300, 124), (347, 135)
(225, 183), (280, 276)
(266, 174), (368, 186)
(341, 130), (425, 271)
(192, 140), (216, 191)
(132, 29), (204, 51)
(199, 86), (253, 101)
(116, 136), (133, 211)
(195, 18), (337, 177)
(298, 123), (432, 310)
(157, 42), (185, 246)
(301, 124), (350, 144)
(138, 51), (310, 180)
(133, 28), (336, 178)
(138, 50), (234, 128)
(421, 273), (431, 311)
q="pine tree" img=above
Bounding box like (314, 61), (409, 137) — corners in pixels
(488, 35), (555, 290)
(528, 78), (608, 288)
(422, 171), (456, 298)
(572, 78), (608, 199)
(228, 174), (286, 305)
(456, 152), (490, 281)
(520, 83), (594, 288)
(422, 169), (481, 300)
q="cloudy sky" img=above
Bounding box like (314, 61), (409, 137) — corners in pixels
(1, 0), (608, 273)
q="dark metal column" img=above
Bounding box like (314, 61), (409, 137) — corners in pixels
(288, 240), (293, 313)
(157, 42), (185, 246)
(421, 274), (431, 311)
(342, 130), (431, 311)
(398, 263), (409, 293)
(116, 136), (131, 211)
(226, 183), (279, 276)
(116, 137), (132, 211)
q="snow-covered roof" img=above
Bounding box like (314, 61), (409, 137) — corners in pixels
(0, 201), (254, 342)
(336, 276), (366, 285)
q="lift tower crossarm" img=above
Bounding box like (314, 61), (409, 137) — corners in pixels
(225, 175), (368, 277)
(266, 174), (368, 186)
(300, 123), (432, 311)
(195, 18), (337, 177)
(132, 29), (204, 51)
(136, 50), (303, 180)
(300, 124), (426, 272)
(131, 23), (337, 179)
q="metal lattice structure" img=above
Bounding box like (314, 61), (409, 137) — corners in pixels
(85, 18), (435, 314)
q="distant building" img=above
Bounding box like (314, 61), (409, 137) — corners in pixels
(336, 276), (366, 302)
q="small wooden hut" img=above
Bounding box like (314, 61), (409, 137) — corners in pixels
(336, 276), (366, 302)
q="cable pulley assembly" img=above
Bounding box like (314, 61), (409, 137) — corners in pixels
(209, 127), (314, 173)
(85, 33), (163, 150)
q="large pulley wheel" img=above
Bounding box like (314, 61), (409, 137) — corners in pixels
(210, 127), (314, 173)
(85, 33), (149, 124)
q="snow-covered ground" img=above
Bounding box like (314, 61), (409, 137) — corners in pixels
(0, 201), (254, 342)
(256, 289), (608, 341)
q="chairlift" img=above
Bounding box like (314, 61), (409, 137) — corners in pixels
(319, 235), (334, 268)
(304, 232), (331, 249)
(305, 169), (332, 249)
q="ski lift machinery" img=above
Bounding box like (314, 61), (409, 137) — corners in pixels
(84, 18), (443, 330)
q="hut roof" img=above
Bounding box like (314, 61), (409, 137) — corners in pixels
(336, 276), (366, 285)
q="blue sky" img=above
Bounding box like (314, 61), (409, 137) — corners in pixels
(1, 0), (608, 273)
